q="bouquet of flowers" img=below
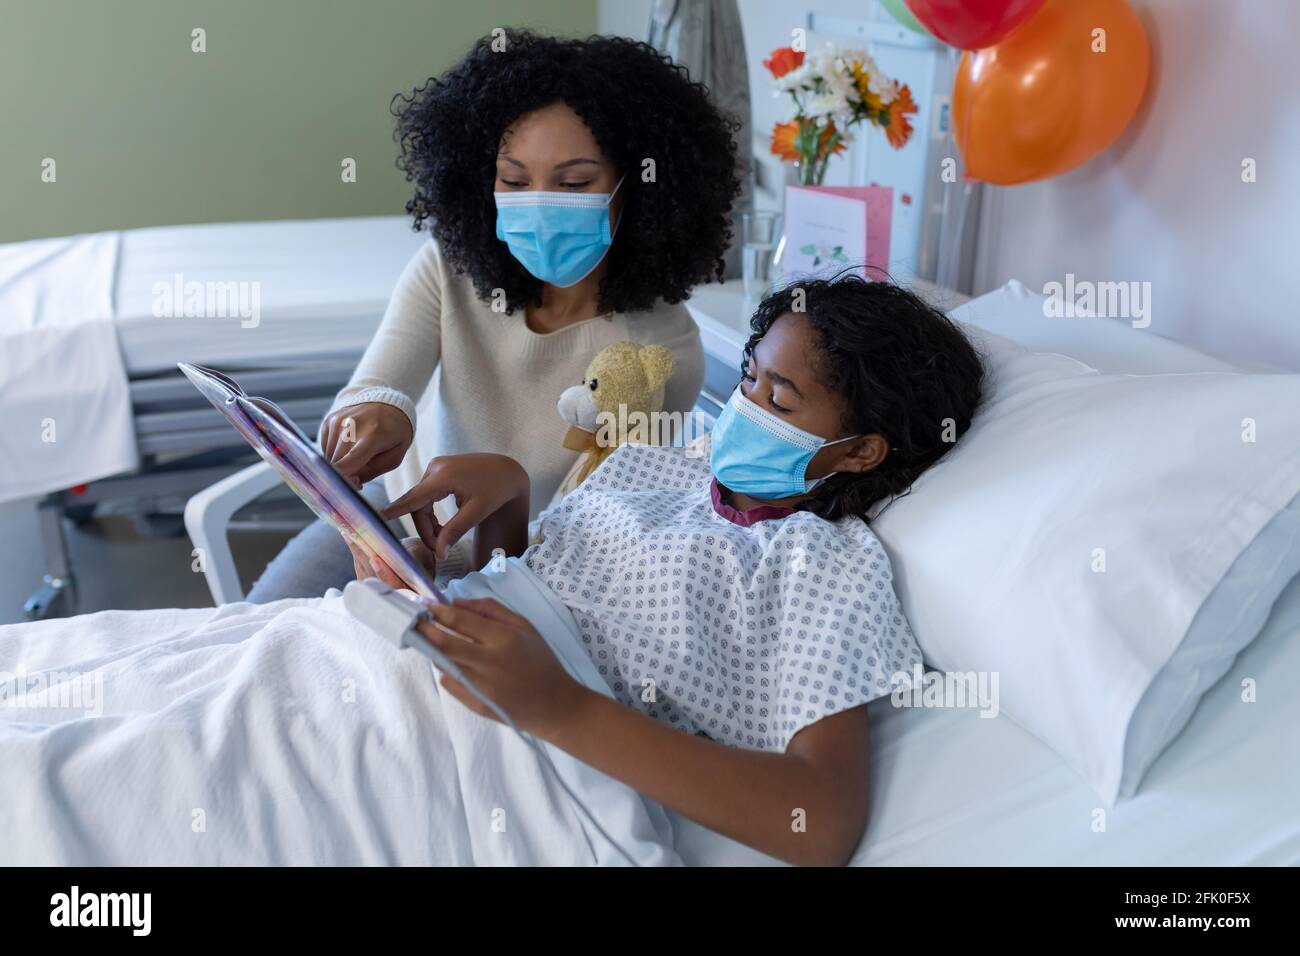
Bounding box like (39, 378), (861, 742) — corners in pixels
(764, 43), (918, 185)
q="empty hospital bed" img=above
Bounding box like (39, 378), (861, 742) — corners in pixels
(0, 216), (428, 618)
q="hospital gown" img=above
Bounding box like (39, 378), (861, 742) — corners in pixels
(525, 441), (923, 751)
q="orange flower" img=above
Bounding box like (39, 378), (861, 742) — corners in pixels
(770, 120), (848, 165)
(884, 84), (917, 149)
(763, 46), (804, 78)
(818, 122), (848, 160)
(770, 120), (801, 161)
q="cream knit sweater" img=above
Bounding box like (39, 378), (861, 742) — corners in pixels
(330, 237), (706, 528)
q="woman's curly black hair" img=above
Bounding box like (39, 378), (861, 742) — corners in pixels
(391, 30), (741, 314)
(743, 275), (985, 523)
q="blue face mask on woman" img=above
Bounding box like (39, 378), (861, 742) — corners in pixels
(494, 174), (625, 288)
(710, 385), (860, 499)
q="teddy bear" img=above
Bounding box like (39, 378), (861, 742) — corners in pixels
(553, 341), (676, 500)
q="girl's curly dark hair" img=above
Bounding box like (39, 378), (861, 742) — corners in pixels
(743, 275), (985, 523)
(391, 30), (741, 315)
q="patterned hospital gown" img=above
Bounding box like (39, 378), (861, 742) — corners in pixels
(524, 441), (923, 751)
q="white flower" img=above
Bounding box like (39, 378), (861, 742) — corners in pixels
(769, 41), (906, 130)
(832, 46), (875, 75)
(806, 90), (850, 119)
(807, 43), (843, 78)
(772, 62), (814, 93)
(821, 60), (860, 104)
(868, 73), (900, 105)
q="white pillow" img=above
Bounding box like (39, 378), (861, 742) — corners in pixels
(871, 325), (1300, 804)
(952, 279), (1251, 374)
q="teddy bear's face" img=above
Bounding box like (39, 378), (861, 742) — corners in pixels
(557, 380), (601, 430)
(556, 341), (675, 432)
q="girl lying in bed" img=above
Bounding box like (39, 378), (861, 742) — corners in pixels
(351, 276), (984, 866)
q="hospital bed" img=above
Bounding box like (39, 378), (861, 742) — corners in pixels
(0, 217), (428, 619)
(181, 277), (1300, 867)
(3, 269), (1297, 865)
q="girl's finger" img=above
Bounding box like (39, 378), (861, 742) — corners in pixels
(370, 556), (406, 590)
(427, 601), (512, 644)
(417, 619), (486, 668)
(426, 603), (482, 641)
(343, 536), (369, 565)
(453, 597), (533, 632)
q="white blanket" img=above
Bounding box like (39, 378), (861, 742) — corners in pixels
(0, 583), (678, 866)
(0, 231), (137, 503)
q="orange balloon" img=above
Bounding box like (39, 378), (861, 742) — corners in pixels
(953, 0), (1150, 185)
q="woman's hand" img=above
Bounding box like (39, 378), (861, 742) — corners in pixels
(344, 535), (436, 591)
(320, 402), (414, 488)
(417, 598), (588, 739)
(382, 454), (529, 562)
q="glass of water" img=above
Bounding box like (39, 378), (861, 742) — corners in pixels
(742, 210), (781, 300)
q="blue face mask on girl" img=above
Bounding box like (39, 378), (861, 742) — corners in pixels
(710, 385), (860, 499)
(494, 174), (625, 288)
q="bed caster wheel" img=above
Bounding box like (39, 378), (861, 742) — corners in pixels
(23, 575), (74, 620)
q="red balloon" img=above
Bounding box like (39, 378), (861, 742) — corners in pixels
(906, 0), (1047, 49)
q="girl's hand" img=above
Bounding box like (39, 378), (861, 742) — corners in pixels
(320, 402), (415, 488)
(416, 598), (587, 739)
(344, 535), (436, 591)
(382, 454), (528, 561)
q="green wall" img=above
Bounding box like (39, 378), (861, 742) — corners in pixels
(0, 0), (597, 243)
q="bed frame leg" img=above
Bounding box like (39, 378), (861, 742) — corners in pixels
(23, 495), (77, 620)
(23, 575), (73, 620)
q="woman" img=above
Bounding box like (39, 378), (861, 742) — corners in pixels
(250, 30), (740, 598)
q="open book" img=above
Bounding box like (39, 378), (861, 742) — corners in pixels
(179, 363), (445, 604)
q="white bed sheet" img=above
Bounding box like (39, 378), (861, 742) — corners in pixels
(0, 231), (138, 503)
(673, 573), (1300, 866)
(113, 216), (428, 374)
(0, 581), (676, 866)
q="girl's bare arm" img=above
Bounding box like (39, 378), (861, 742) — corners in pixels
(420, 598), (870, 867)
